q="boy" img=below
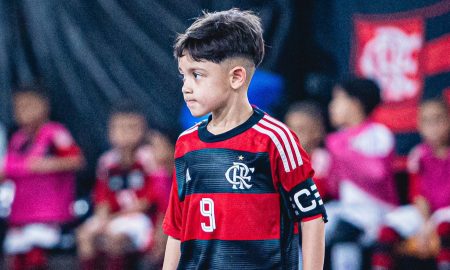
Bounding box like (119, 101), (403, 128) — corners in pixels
(76, 102), (169, 270)
(325, 78), (398, 270)
(1, 87), (84, 270)
(371, 98), (450, 270)
(163, 9), (327, 270)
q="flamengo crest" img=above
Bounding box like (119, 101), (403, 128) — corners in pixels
(225, 162), (255, 190)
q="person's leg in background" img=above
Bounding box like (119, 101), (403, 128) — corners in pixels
(371, 226), (402, 270)
(371, 205), (425, 270)
(329, 219), (364, 270)
(76, 217), (106, 270)
(437, 222), (450, 270)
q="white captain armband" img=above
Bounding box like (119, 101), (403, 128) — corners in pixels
(280, 178), (328, 223)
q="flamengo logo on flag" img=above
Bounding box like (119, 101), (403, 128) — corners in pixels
(225, 162), (255, 190)
(359, 26), (422, 102)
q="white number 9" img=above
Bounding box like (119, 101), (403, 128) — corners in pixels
(200, 198), (216, 232)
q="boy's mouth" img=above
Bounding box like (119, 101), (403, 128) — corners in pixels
(185, 99), (196, 105)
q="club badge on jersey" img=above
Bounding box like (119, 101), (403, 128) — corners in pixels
(281, 178), (328, 222)
(225, 161), (255, 190)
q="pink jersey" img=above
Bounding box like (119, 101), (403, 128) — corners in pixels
(4, 122), (81, 225)
(408, 143), (450, 212)
(326, 121), (398, 205)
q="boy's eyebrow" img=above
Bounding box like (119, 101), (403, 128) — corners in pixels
(179, 66), (208, 73)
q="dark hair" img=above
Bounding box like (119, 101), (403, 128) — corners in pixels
(110, 100), (146, 120)
(420, 97), (449, 113)
(286, 100), (325, 127)
(336, 78), (381, 116)
(13, 85), (50, 103)
(174, 8), (265, 66)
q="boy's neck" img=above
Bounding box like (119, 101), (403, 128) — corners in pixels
(118, 147), (138, 168)
(22, 119), (47, 137)
(430, 142), (449, 159)
(207, 96), (253, 135)
(343, 112), (366, 129)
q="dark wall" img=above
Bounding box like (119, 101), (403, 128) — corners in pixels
(0, 0), (305, 194)
(1, 0), (446, 194)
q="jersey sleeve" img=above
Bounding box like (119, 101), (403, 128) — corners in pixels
(162, 171), (183, 240)
(271, 130), (327, 223)
(148, 173), (171, 213)
(407, 145), (423, 202)
(93, 178), (111, 206)
(3, 133), (30, 178)
(51, 125), (81, 157)
(92, 154), (113, 206)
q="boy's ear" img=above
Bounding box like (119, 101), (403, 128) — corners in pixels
(229, 66), (247, 90)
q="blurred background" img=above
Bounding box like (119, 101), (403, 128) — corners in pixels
(0, 0), (449, 269)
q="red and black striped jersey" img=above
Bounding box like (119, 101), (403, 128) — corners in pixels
(163, 107), (325, 269)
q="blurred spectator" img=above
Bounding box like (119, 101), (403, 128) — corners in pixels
(141, 129), (173, 267)
(371, 98), (450, 270)
(325, 78), (398, 270)
(284, 100), (332, 201)
(76, 102), (169, 270)
(0, 122), (5, 165)
(144, 129), (174, 177)
(0, 87), (84, 270)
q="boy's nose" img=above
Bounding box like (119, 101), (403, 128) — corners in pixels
(182, 83), (193, 94)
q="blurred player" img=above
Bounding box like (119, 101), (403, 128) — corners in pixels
(76, 102), (168, 270)
(371, 98), (450, 270)
(142, 129), (173, 267)
(163, 9), (327, 270)
(0, 121), (6, 164)
(1, 87), (84, 270)
(285, 101), (332, 201)
(326, 78), (398, 270)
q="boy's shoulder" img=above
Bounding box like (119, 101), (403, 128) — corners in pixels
(97, 149), (120, 169)
(177, 120), (207, 142)
(407, 143), (433, 173)
(174, 121), (206, 158)
(39, 121), (69, 134)
(350, 121), (395, 157)
(98, 147), (152, 168)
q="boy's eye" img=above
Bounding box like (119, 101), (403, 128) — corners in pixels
(178, 74), (185, 81)
(193, 72), (202, 79)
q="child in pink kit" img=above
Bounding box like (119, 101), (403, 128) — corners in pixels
(371, 98), (450, 270)
(326, 78), (398, 270)
(1, 88), (84, 269)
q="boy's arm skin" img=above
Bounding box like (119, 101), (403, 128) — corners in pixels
(163, 236), (181, 270)
(27, 155), (84, 173)
(301, 218), (325, 270)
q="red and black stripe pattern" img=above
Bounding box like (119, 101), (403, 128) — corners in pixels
(163, 107), (324, 269)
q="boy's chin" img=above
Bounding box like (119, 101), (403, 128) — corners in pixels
(189, 110), (209, 118)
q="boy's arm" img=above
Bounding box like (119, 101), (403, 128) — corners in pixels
(301, 218), (325, 270)
(27, 155), (84, 173)
(28, 126), (85, 173)
(163, 236), (181, 270)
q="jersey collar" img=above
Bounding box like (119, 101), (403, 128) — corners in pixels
(198, 107), (265, 143)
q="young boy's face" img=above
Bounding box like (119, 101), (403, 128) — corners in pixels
(109, 113), (146, 150)
(418, 102), (450, 147)
(178, 53), (232, 117)
(329, 87), (361, 128)
(13, 93), (49, 128)
(285, 112), (323, 153)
